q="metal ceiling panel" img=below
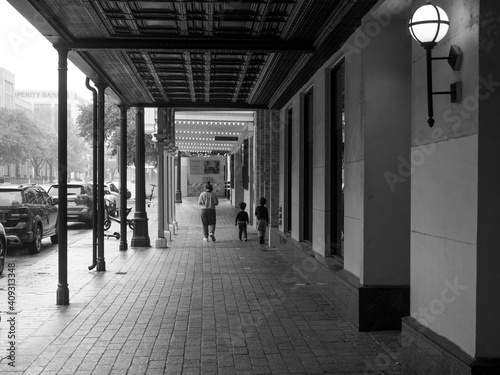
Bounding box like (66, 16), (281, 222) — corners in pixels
(7, 0), (379, 109)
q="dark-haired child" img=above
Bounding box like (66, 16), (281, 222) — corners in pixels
(255, 197), (269, 244)
(235, 202), (249, 241)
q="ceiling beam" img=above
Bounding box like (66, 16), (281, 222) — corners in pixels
(70, 37), (314, 52)
(130, 101), (268, 110)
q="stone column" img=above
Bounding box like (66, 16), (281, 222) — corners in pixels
(131, 107), (150, 247)
(269, 110), (280, 228)
(155, 107), (168, 247)
(118, 104), (128, 251)
(155, 138), (167, 248)
(253, 109), (271, 205)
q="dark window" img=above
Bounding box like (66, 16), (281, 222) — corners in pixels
(108, 183), (119, 193)
(331, 61), (345, 257)
(303, 90), (314, 241)
(35, 190), (46, 204)
(25, 189), (37, 204)
(286, 107), (293, 232)
(230, 153), (235, 188)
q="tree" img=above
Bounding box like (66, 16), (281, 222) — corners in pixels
(0, 108), (48, 175)
(29, 126), (57, 178)
(76, 97), (158, 169)
(68, 122), (91, 178)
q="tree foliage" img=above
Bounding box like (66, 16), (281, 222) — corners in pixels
(0, 108), (51, 177)
(68, 122), (90, 174)
(0, 108), (90, 179)
(76, 97), (158, 168)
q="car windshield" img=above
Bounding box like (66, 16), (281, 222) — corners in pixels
(48, 186), (84, 196)
(0, 190), (23, 206)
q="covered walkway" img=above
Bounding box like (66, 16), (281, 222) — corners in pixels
(1, 197), (400, 374)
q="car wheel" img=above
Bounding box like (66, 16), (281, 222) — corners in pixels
(28, 224), (42, 254)
(104, 220), (111, 231)
(0, 239), (5, 276)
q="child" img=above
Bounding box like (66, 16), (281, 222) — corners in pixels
(235, 202), (249, 241)
(255, 197), (269, 244)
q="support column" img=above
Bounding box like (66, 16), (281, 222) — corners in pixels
(131, 107), (151, 247)
(166, 109), (176, 234)
(155, 107), (168, 248)
(55, 44), (70, 305)
(118, 104), (128, 251)
(175, 153), (182, 203)
(403, 2), (500, 373)
(96, 82), (107, 271)
(169, 150), (176, 234)
(164, 148), (171, 241)
(269, 110), (280, 228)
(233, 148), (243, 205)
(253, 109), (271, 206)
(155, 137), (167, 248)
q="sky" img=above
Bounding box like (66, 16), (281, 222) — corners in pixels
(0, 1), (91, 101)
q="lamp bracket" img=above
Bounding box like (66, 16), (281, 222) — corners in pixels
(431, 45), (463, 71)
(448, 45), (463, 71)
(450, 81), (462, 102)
(432, 81), (462, 102)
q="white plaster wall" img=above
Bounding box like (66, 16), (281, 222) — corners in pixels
(409, 0), (479, 357)
(411, 136), (477, 356)
(344, 160), (364, 277)
(311, 68), (328, 255)
(343, 32), (364, 279)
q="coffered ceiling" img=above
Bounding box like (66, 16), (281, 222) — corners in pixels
(8, 0), (377, 110)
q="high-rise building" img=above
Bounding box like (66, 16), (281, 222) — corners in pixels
(15, 89), (84, 129)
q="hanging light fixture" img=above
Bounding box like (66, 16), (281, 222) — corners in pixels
(409, 1), (462, 127)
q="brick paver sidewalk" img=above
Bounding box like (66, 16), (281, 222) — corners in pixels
(0, 197), (401, 374)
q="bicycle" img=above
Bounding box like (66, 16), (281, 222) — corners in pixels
(147, 184), (156, 207)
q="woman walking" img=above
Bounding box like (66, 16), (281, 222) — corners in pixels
(198, 182), (219, 241)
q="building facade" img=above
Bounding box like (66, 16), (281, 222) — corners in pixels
(226, 0), (500, 373)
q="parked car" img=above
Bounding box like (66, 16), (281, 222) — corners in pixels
(47, 183), (94, 228)
(0, 184), (58, 254)
(0, 223), (6, 275)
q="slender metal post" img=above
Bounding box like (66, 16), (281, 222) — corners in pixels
(96, 82), (107, 270)
(175, 153), (182, 203)
(85, 78), (98, 270)
(131, 107), (151, 247)
(55, 44), (70, 305)
(426, 46), (435, 127)
(119, 105), (128, 250)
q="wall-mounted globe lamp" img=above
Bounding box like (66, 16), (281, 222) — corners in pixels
(409, 2), (463, 127)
